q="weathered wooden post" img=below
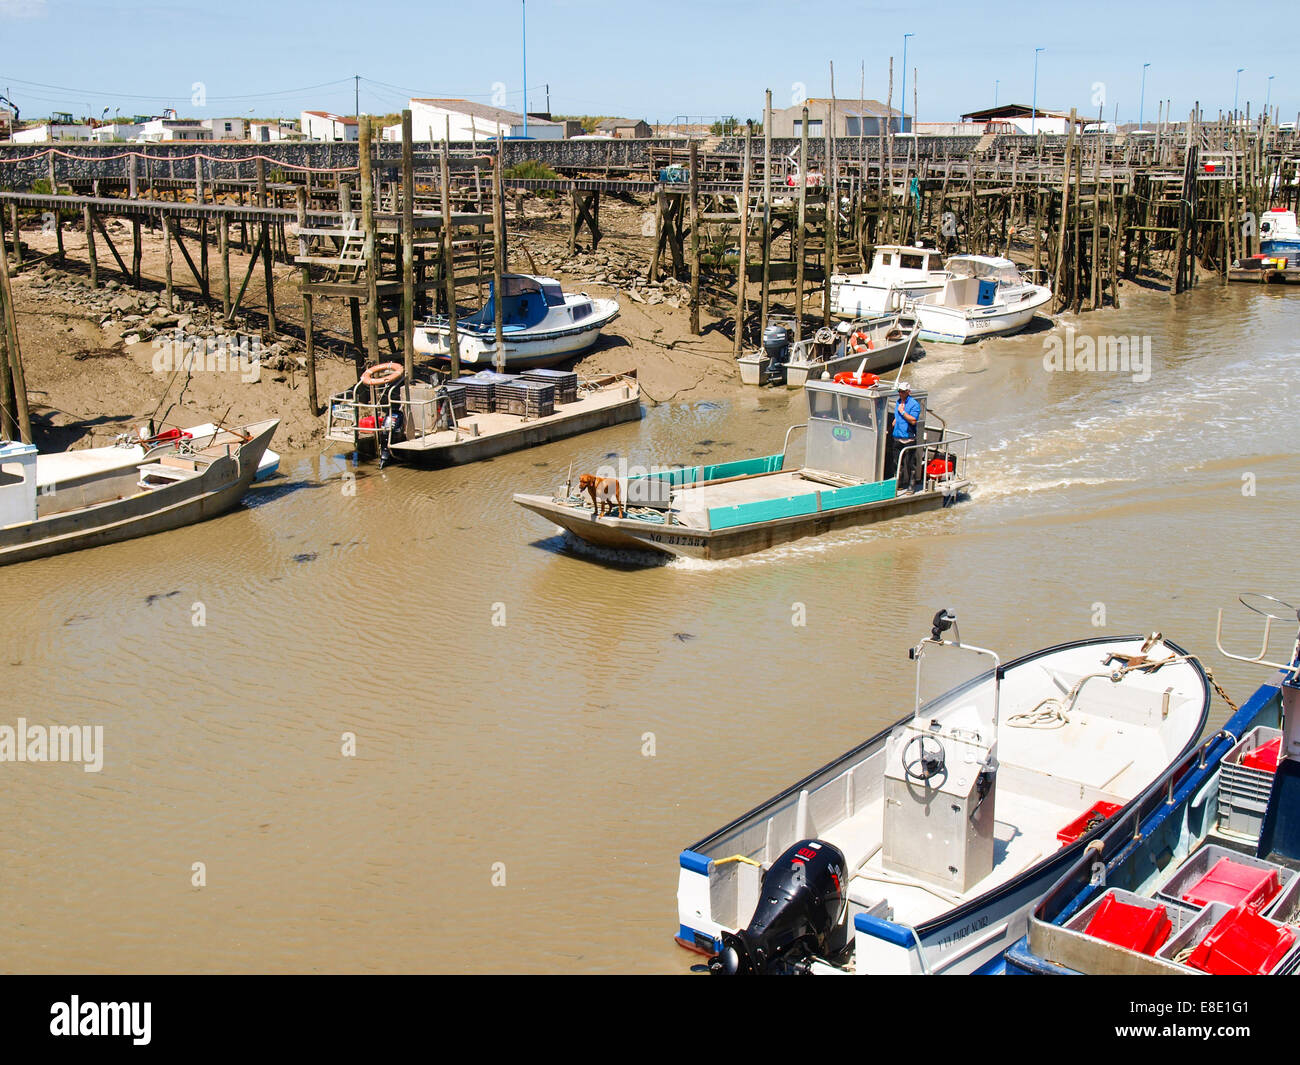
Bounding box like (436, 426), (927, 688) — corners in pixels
(795, 106), (809, 343)
(439, 136), (460, 378)
(760, 88), (773, 330)
(733, 124), (753, 358)
(689, 138), (700, 335)
(359, 116), (379, 367)
(0, 222), (31, 442)
(83, 204), (99, 289)
(296, 185), (319, 415)
(401, 109), (416, 382)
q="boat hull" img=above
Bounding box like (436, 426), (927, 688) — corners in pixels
(0, 420), (277, 566)
(785, 328), (919, 388)
(915, 287), (1053, 343)
(515, 480), (965, 561)
(414, 303), (620, 371)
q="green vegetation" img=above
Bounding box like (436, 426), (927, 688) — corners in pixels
(504, 160), (561, 181)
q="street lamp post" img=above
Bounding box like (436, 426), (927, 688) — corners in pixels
(995, 79), (999, 107)
(522, 0), (528, 137)
(1032, 47), (1045, 134)
(1139, 63), (1150, 130)
(1265, 75), (1275, 120)
(902, 32), (913, 132)
(1234, 67), (1244, 119)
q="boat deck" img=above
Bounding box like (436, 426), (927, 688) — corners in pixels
(389, 382), (638, 456)
(670, 471), (824, 528)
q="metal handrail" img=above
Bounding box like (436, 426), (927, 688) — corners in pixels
(780, 423), (808, 466)
(892, 427), (972, 489)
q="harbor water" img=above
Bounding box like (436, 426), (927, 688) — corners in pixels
(0, 283), (1296, 973)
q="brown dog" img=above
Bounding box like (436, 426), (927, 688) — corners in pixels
(578, 473), (623, 518)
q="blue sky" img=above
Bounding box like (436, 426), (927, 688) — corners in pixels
(0, 0), (1294, 126)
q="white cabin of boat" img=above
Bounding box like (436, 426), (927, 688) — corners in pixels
(829, 244), (948, 318)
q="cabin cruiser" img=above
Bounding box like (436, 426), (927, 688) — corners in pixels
(738, 313), (921, 388)
(829, 245), (947, 319)
(911, 256), (1052, 343)
(514, 374), (971, 561)
(675, 614), (1211, 974)
(413, 273), (619, 371)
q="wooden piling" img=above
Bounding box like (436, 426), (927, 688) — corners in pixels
(733, 124), (752, 358)
(689, 138), (701, 335)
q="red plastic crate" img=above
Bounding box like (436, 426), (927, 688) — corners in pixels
(1084, 894), (1172, 955)
(1242, 738), (1283, 773)
(1187, 903), (1296, 976)
(1182, 857), (1282, 910)
(1057, 801), (1123, 845)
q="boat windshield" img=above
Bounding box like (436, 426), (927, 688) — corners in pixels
(541, 282), (565, 307)
(499, 276), (543, 298)
(946, 258), (1023, 285)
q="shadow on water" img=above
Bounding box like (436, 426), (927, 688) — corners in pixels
(241, 477), (328, 509)
(529, 533), (673, 571)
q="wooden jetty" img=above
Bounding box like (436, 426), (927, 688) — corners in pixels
(1, 100), (1297, 445)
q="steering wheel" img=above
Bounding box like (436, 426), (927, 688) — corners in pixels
(814, 326), (836, 346)
(1239, 593), (1300, 622)
(903, 734), (947, 784)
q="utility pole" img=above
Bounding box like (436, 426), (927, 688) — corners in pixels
(522, 0), (528, 137)
(354, 74), (360, 119)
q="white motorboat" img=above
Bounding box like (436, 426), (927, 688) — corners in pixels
(829, 245), (947, 319)
(413, 274), (619, 370)
(1260, 208), (1300, 266)
(675, 616), (1211, 974)
(912, 256), (1052, 343)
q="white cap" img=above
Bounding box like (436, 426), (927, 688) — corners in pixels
(897, 381), (911, 391)
(836, 321), (851, 333)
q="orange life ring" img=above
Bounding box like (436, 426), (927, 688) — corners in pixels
(360, 362), (404, 387)
(833, 371), (879, 388)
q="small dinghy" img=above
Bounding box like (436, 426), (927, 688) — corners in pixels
(0, 419), (278, 566)
(413, 274), (619, 371)
(675, 613), (1210, 974)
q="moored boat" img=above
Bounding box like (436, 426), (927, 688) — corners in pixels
(911, 256), (1053, 343)
(1260, 208), (1300, 266)
(829, 244), (948, 319)
(514, 375), (971, 561)
(1005, 594), (1300, 976)
(327, 365), (641, 468)
(413, 273), (619, 370)
(0, 419), (278, 566)
(738, 313), (921, 388)
(675, 615), (1212, 974)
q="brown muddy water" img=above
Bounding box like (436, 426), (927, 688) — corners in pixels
(1, 284), (1296, 974)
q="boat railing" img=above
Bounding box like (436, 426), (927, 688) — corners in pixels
(892, 427), (971, 490)
(387, 390), (463, 443)
(780, 423), (808, 466)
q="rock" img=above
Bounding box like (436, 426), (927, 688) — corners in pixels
(110, 294), (137, 313)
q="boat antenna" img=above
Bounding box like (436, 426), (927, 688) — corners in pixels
(889, 312), (916, 390)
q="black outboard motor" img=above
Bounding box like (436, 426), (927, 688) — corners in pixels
(708, 839), (849, 975)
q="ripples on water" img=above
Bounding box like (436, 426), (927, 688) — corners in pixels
(0, 285), (1296, 973)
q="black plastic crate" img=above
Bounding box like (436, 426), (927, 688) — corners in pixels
(522, 369), (578, 404)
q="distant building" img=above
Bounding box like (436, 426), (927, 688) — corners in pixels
(300, 110), (358, 142)
(203, 117), (248, 141)
(770, 99), (909, 138)
(137, 117), (212, 142)
(11, 122), (94, 143)
(90, 122), (143, 142)
(595, 117), (652, 139)
(960, 105), (1084, 136)
(407, 98), (564, 141)
(249, 121), (301, 142)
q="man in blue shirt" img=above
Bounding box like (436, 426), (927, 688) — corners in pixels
(892, 383), (922, 493)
